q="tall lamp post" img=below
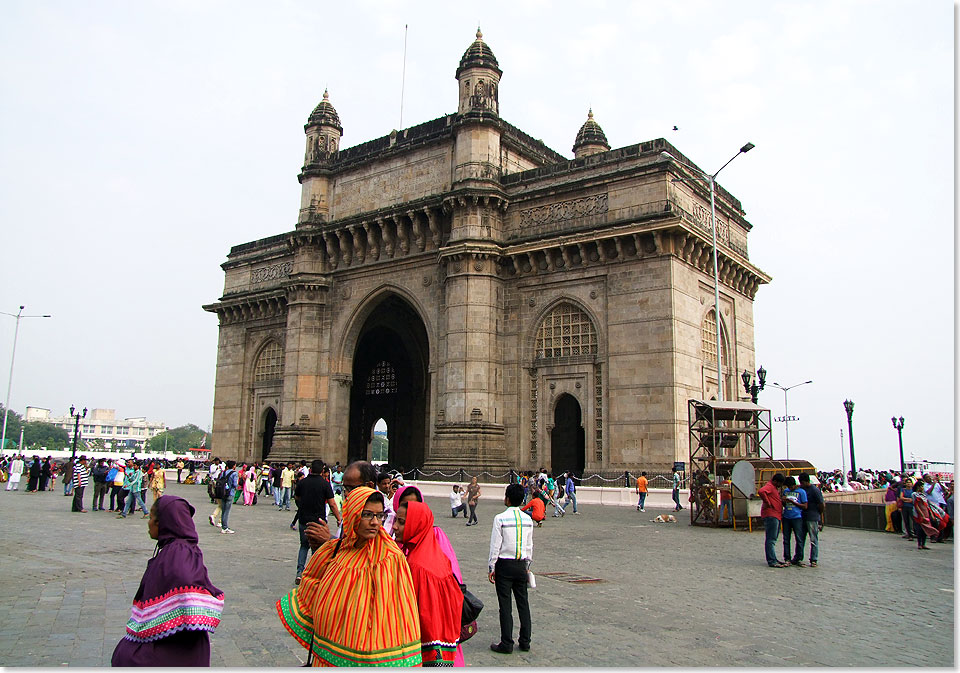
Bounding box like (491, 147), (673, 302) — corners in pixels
(741, 365), (766, 404)
(1, 306), (52, 453)
(69, 405), (87, 464)
(661, 142), (755, 401)
(770, 379), (813, 459)
(843, 399), (856, 479)
(891, 416), (905, 474)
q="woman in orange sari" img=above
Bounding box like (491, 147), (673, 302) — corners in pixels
(277, 486), (422, 666)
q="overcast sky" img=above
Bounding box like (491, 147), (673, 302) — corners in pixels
(0, 0), (953, 471)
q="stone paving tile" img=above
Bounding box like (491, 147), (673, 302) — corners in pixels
(0, 482), (953, 666)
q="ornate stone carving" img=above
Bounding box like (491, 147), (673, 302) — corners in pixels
(251, 261), (294, 284)
(519, 193), (608, 228)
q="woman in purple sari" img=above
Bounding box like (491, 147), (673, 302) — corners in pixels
(112, 495), (225, 667)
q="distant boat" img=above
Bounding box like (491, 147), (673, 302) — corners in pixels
(904, 458), (954, 479)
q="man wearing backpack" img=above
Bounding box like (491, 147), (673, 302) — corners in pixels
(209, 460), (239, 534)
(207, 458), (223, 503)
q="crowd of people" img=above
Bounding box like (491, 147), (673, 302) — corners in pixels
(5, 451), (952, 666)
(757, 468), (953, 568)
(0, 453), (174, 516)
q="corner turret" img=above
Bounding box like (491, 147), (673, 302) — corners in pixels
(572, 109), (610, 158)
(298, 90), (342, 224)
(456, 28), (501, 117)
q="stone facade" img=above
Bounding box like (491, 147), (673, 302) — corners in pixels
(203, 30), (771, 474)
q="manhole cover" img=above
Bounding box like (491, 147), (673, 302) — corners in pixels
(538, 571), (605, 584)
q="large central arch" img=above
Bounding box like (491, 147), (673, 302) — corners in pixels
(346, 293), (430, 470)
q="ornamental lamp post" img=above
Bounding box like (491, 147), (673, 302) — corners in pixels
(891, 416), (905, 474)
(660, 142), (755, 401)
(69, 405), (87, 464)
(741, 365), (766, 404)
(843, 399), (856, 479)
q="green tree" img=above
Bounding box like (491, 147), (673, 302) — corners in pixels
(23, 421), (70, 449)
(371, 435), (389, 462)
(146, 424), (205, 454)
(0, 405), (24, 450)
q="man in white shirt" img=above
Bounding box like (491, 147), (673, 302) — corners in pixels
(488, 483), (534, 655)
(450, 484), (467, 518)
(6, 455), (24, 491)
(207, 459), (223, 503)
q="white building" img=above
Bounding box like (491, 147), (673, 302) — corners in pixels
(25, 407), (167, 450)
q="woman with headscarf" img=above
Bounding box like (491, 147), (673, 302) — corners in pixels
(277, 486), (422, 667)
(393, 485), (468, 666)
(150, 465), (166, 502)
(27, 456), (41, 492)
(393, 501), (463, 666)
(911, 481), (939, 550)
(112, 495), (224, 666)
(243, 467), (256, 505)
(40, 457), (52, 491)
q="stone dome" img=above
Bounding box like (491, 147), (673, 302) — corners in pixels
(456, 28), (502, 78)
(572, 109), (610, 155)
(306, 89), (343, 132)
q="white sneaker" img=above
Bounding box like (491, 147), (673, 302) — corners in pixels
(221, 528), (235, 534)
(640, 508), (645, 512)
(209, 514), (217, 527)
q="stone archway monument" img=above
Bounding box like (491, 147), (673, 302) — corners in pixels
(203, 30), (770, 473)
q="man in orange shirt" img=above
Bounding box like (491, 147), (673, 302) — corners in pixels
(635, 472), (648, 512)
(520, 484), (547, 526)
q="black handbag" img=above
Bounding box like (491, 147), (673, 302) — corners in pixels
(460, 583), (483, 626)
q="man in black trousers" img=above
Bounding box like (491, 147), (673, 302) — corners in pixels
(488, 483), (534, 654)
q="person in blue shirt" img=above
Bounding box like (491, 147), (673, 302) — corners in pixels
(781, 476), (807, 565)
(563, 472), (579, 515)
(218, 460), (240, 534)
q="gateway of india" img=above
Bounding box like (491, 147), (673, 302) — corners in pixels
(204, 30), (771, 474)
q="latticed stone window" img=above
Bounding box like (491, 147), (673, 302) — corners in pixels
(254, 342), (284, 382)
(536, 303), (598, 359)
(701, 310), (728, 371)
(366, 361), (397, 395)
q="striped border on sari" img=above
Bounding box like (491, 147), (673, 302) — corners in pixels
(312, 636), (422, 667)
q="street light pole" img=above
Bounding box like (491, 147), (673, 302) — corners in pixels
(0, 306), (52, 453)
(69, 405), (87, 464)
(843, 399), (856, 479)
(770, 380), (813, 459)
(891, 416), (905, 474)
(661, 142), (754, 401)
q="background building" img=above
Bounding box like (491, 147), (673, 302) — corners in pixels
(26, 406), (166, 450)
(205, 30), (770, 474)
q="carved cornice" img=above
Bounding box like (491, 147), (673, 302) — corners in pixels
(283, 273), (331, 305)
(203, 289), (287, 325)
(439, 242), (502, 276)
(499, 216), (770, 299)
(441, 192), (509, 213)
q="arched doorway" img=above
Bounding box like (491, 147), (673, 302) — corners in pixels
(262, 407), (277, 462)
(372, 418), (389, 463)
(551, 394), (585, 475)
(347, 294), (429, 470)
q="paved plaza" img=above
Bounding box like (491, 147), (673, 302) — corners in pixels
(0, 481), (953, 667)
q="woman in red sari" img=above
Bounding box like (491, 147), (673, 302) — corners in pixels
(911, 481), (939, 550)
(394, 501), (463, 666)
